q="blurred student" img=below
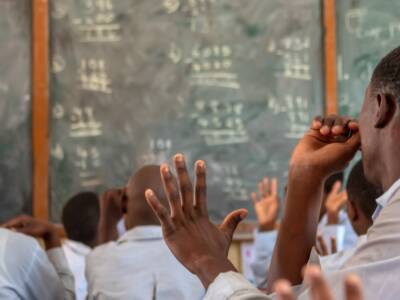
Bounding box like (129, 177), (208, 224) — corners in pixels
(2, 215), (75, 299)
(250, 172), (360, 288)
(86, 165), (204, 300)
(62, 191), (100, 300)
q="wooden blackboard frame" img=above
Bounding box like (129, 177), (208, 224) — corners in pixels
(31, 0), (339, 226)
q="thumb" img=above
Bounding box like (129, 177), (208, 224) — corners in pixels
(220, 209), (248, 238)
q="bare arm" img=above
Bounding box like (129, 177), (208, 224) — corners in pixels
(266, 116), (361, 292)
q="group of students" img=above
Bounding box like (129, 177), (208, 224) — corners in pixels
(1, 46), (400, 299)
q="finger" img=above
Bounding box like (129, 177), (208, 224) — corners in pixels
(304, 265), (334, 300)
(262, 177), (270, 196)
(174, 154), (195, 217)
(160, 164), (185, 221)
(317, 235), (328, 256)
(331, 181), (342, 195)
(271, 178), (278, 196)
(145, 189), (175, 235)
(336, 191), (348, 206)
(194, 160), (208, 216)
(219, 209), (248, 240)
(311, 116), (323, 130)
(274, 280), (296, 300)
(320, 115), (336, 136)
(251, 192), (258, 204)
(331, 237), (337, 254)
(2, 215), (30, 229)
(332, 117), (345, 135)
(345, 275), (363, 300)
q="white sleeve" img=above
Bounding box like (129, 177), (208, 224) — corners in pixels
(47, 248), (76, 300)
(250, 230), (277, 288)
(204, 272), (273, 300)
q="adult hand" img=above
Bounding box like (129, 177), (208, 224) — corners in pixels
(316, 235), (337, 256)
(325, 181), (348, 224)
(3, 215), (61, 250)
(290, 115), (360, 178)
(274, 265), (363, 300)
(252, 177), (279, 231)
(145, 153), (248, 288)
(98, 188), (125, 244)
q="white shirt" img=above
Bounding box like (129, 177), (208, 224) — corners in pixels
(205, 178), (400, 300)
(86, 226), (204, 300)
(0, 228), (75, 300)
(250, 211), (357, 288)
(63, 239), (91, 300)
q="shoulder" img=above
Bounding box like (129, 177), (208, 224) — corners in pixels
(0, 228), (41, 257)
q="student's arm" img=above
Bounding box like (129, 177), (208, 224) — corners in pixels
(97, 188), (124, 244)
(325, 181), (348, 225)
(3, 215), (75, 300)
(266, 116), (360, 292)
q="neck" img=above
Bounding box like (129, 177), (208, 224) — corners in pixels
(125, 216), (159, 231)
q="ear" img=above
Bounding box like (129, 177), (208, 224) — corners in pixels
(347, 201), (358, 222)
(374, 92), (396, 128)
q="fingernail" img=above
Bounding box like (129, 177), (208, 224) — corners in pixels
(161, 164), (170, 176)
(175, 153), (184, 163)
(145, 189), (154, 198)
(196, 160), (205, 169)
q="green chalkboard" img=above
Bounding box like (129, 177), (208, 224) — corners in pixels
(337, 0), (400, 117)
(49, 0), (324, 222)
(0, 0), (32, 222)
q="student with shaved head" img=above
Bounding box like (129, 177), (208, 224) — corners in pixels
(85, 165), (204, 300)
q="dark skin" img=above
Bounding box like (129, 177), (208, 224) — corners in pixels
(97, 165), (168, 244)
(267, 84), (400, 291)
(347, 200), (372, 236)
(2, 215), (62, 250)
(145, 154), (248, 288)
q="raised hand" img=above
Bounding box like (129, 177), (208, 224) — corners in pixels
(2, 215), (61, 250)
(325, 181), (348, 224)
(316, 235), (337, 256)
(98, 188), (125, 244)
(290, 115), (360, 177)
(252, 177), (279, 231)
(274, 265), (363, 300)
(145, 154), (248, 288)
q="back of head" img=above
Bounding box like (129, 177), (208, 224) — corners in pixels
(125, 165), (168, 228)
(324, 172), (344, 194)
(371, 46), (400, 99)
(62, 191), (100, 247)
(346, 160), (381, 220)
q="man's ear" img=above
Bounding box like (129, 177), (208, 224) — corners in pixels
(347, 201), (358, 222)
(374, 92), (396, 128)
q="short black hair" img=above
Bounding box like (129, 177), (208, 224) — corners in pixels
(324, 172), (344, 194)
(346, 160), (381, 220)
(62, 191), (100, 246)
(371, 46), (400, 102)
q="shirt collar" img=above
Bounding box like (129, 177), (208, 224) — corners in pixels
(64, 239), (91, 256)
(372, 178), (400, 220)
(117, 226), (163, 244)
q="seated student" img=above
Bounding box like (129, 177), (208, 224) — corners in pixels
(86, 165), (204, 300)
(62, 191), (100, 300)
(145, 48), (400, 296)
(251, 160), (380, 287)
(2, 215), (75, 299)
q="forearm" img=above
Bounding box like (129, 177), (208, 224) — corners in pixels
(43, 227), (62, 250)
(266, 166), (325, 292)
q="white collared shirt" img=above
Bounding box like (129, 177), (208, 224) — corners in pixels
(250, 211), (357, 289)
(372, 178), (400, 220)
(205, 178), (400, 300)
(86, 226), (204, 300)
(0, 228), (75, 300)
(63, 239), (91, 300)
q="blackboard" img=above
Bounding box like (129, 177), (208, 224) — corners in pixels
(337, 0), (400, 117)
(49, 0), (324, 222)
(0, 0), (32, 222)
